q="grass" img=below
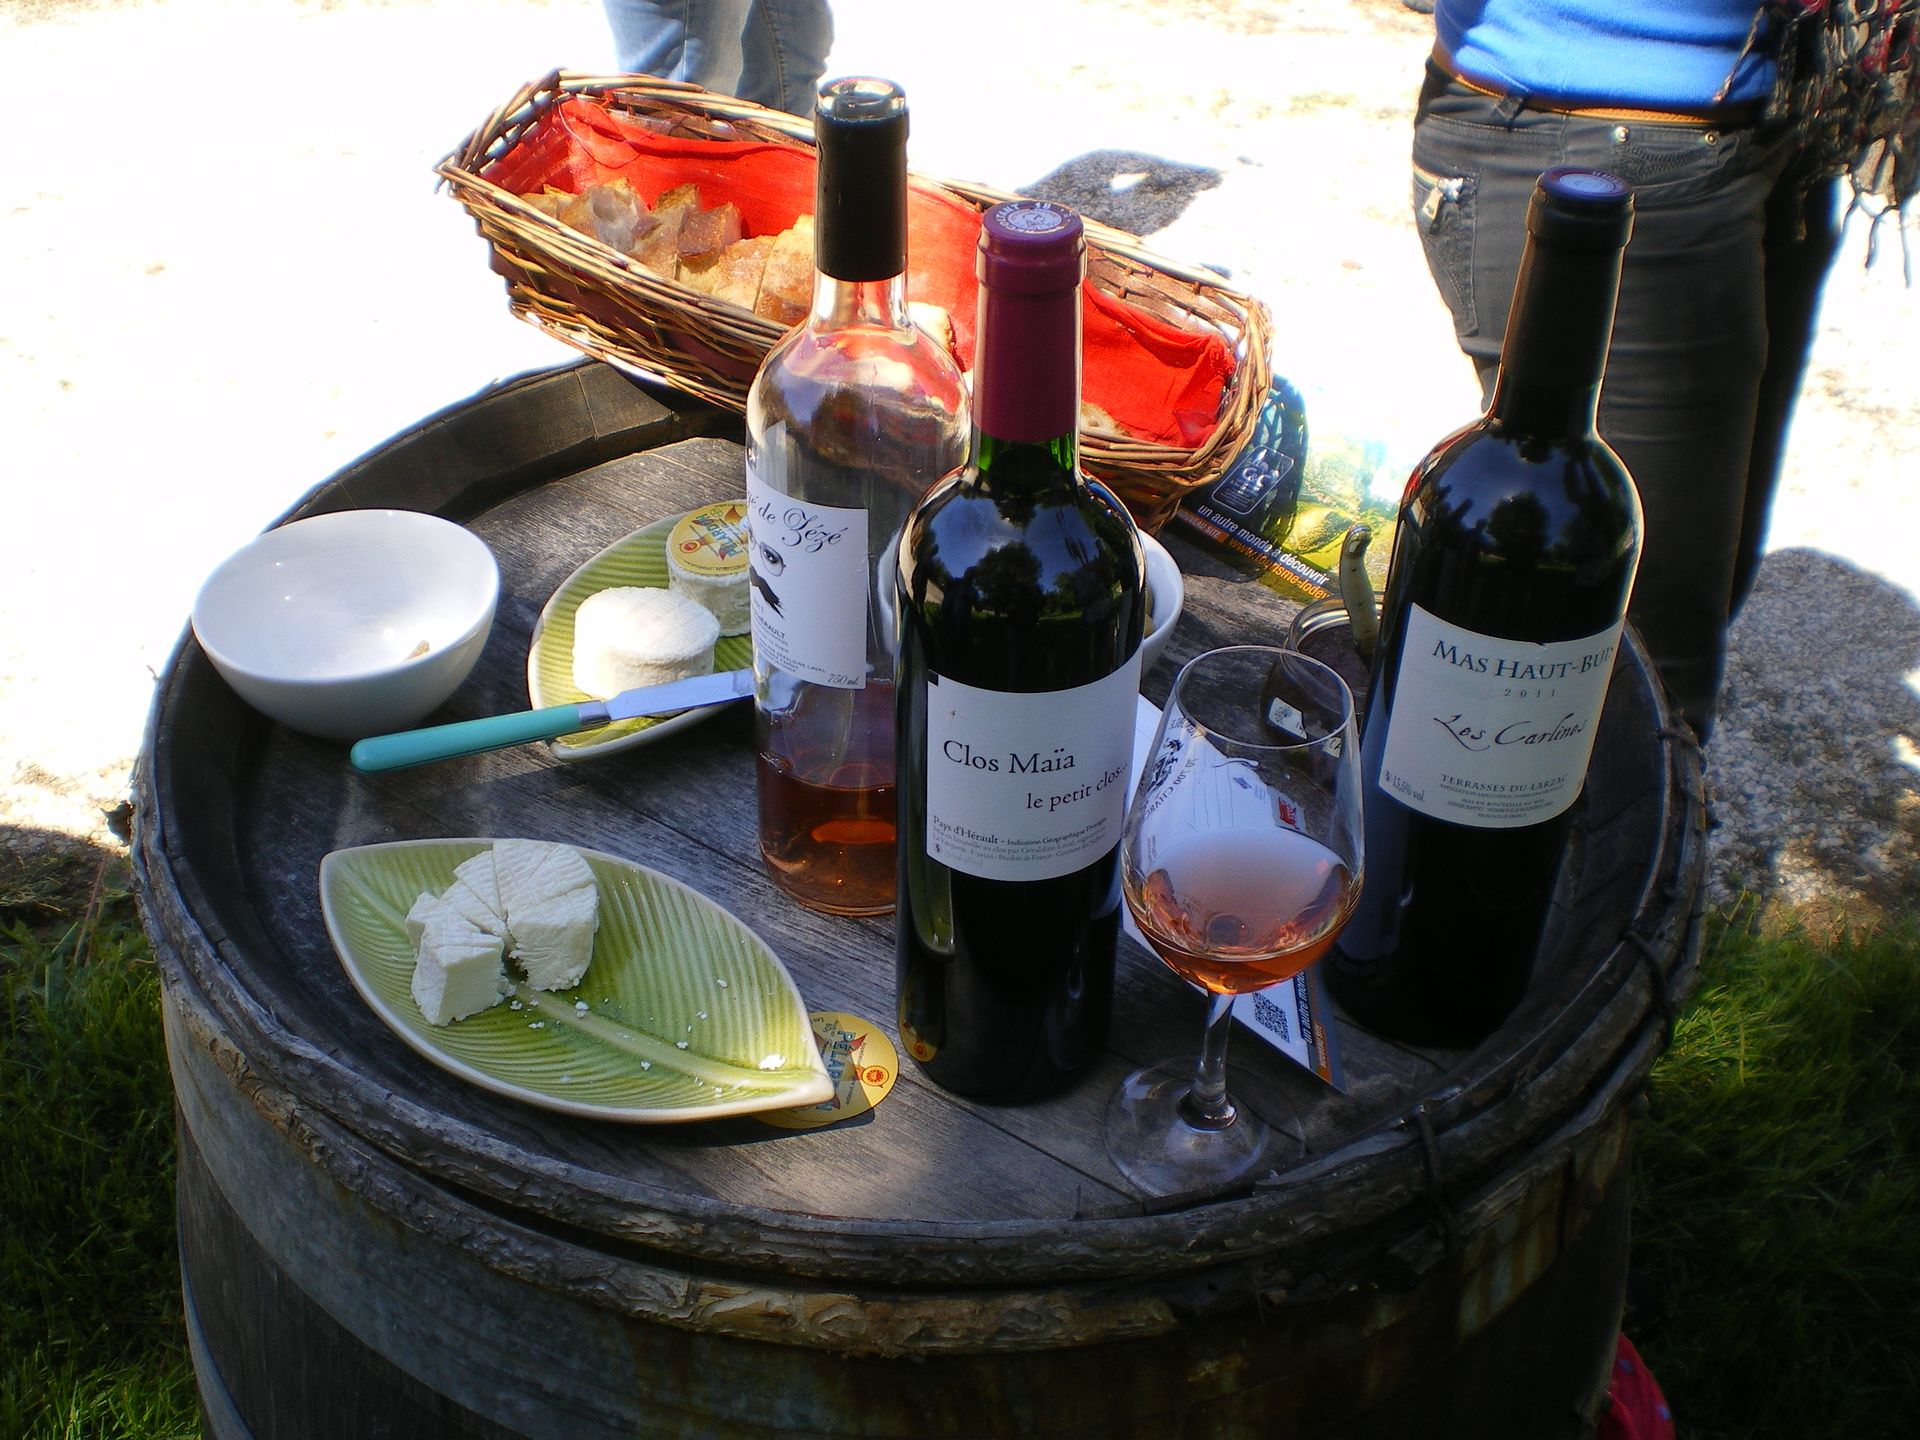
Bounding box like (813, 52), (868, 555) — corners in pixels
(1, 854), (198, 1440)
(1, 848), (1914, 1438)
(1628, 907), (1920, 1437)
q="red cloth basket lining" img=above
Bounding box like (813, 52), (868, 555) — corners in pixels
(483, 97), (1235, 448)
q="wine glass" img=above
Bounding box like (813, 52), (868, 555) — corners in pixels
(1105, 645), (1363, 1197)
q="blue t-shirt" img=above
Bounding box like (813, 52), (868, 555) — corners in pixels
(1437, 0), (1776, 108)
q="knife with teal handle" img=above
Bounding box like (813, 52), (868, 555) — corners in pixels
(350, 668), (755, 772)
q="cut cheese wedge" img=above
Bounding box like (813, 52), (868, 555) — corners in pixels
(508, 886), (601, 992)
(492, 838), (601, 993)
(409, 902), (509, 1025)
(440, 877), (507, 939)
(451, 849), (506, 928)
(404, 890), (440, 947)
(493, 838), (595, 918)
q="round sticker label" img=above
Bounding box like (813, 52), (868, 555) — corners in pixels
(758, 1012), (899, 1130)
(668, 500), (752, 579)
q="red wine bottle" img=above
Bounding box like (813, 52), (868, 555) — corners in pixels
(1325, 168), (1641, 1046)
(895, 200), (1147, 1100)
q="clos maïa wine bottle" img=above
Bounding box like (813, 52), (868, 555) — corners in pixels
(895, 200), (1147, 1100)
(1325, 167), (1642, 1046)
(744, 77), (969, 918)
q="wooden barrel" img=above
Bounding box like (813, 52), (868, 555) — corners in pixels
(134, 361), (1707, 1440)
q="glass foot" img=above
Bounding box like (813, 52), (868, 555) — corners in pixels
(1103, 1060), (1275, 1198)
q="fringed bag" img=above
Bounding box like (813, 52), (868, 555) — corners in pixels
(1727, 2), (1920, 270)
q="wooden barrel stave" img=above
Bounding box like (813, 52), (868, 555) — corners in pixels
(168, 959), (1633, 1438)
(144, 680), (1685, 1288)
(145, 760), (1651, 1428)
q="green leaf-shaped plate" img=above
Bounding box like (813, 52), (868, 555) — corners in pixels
(319, 839), (833, 1122)
(528, 511), (754, 761)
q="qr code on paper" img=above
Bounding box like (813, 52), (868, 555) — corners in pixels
(1250, 991), (1292, 1042)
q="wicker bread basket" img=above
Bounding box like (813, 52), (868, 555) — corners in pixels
(438, 71), (1272, 531)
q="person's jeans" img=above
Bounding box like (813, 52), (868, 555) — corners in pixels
(602, 0), (834, 116)
(1410, 62), (1840, 732)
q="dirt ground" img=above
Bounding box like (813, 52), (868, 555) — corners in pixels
(3, 0), (1917, 921)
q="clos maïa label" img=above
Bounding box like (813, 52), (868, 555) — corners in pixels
(746, 470), (870, 689)
(1378, 604), (1621, 830)
(925, 658), (1143, 882)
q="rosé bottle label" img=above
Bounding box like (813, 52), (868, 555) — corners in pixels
(924, 659), (1143, 882)
(746, 469), (870, 689)
(1378, 604), (1620, 829)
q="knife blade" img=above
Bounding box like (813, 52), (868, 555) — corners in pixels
(349, 668), (755, 773)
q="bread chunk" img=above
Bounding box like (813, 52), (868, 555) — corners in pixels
(678, 200), (743, 269)
(556, 178), (659, 254)
(756, 216), (815, 325)
(518, 178), (830, 330)
(519, 187), (571, 219)
(632, 183), (701, 275)
(909, 301), (957, 356)
(692, 232), (776, 306)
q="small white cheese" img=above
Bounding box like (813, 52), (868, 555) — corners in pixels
(665, 502), (751, 636)
(409, 903), (509, 1025)
(571, 586), (719, 699)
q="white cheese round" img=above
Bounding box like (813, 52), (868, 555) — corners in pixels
(571, 586), (719, 699)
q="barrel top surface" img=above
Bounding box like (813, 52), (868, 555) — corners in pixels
(136, 362), (1704, 1287)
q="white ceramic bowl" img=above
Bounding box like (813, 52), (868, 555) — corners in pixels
(191, 509), (500, 742)
(1140, 530), (1185, 675)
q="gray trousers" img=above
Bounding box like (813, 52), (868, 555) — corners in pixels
(1411, 62), (1841, 733)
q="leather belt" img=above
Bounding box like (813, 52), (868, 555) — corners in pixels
(1431, 42), (1762, 128)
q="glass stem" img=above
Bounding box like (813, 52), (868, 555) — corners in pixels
(1179, 992), (1239, 1131)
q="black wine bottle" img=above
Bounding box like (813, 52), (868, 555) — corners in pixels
(1325, 168), (1642, 1047)
(895, 200), (1147, 1100)
(1175, 377), (1310, 579)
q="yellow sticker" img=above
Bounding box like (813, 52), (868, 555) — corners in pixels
(667, 501), (751, 579)
(758, 1011), (899, 1130)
